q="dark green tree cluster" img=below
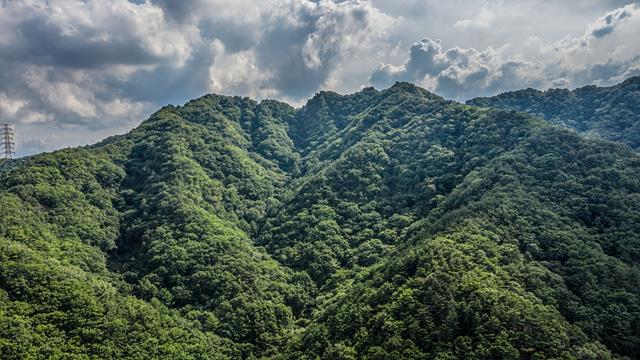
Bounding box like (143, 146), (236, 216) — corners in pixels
(468, 76), (640, 150)
(1, 78), (640, 359)
(0, 150), (239, 359)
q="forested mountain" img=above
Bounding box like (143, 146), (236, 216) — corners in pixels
(467, 76), (640, 150)
(1, 79), (640, 359)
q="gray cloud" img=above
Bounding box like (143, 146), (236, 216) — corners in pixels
(370, 38), (543, 99)
(1, 0), (640, 156)
(147, 0), (198, 23)
(0, 0), (199, 135)
(0, 0), (394, 155)
(241, 0), (394, 98)
(369, 3), (640, 99)
(590, 4), (634, 38)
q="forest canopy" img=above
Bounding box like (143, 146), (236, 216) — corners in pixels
(1, 79), (640, 359)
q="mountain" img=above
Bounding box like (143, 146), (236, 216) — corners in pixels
(1, 80), (640, 359)
(467, 76), (640, 150)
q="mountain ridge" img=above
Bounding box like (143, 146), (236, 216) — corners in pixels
(1, 78), (640, 359)
(467, 76), (640, 150)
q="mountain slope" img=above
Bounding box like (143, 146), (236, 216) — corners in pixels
(286, 121), (640, 359)
(0, 148), (239, 359)
(467, 76), (640, 150)
(1, 78), (640, 359)
(1, 96), (313, 358)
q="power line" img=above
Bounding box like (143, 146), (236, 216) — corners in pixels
(1, 124), (15, 159)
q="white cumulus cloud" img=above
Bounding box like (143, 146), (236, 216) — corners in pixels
(1, 0), (639, 155)
(370, 3), (640, 99)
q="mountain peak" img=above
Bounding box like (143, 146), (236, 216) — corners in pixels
(388, 81), (421, 92)
(385, 81), (443, 101)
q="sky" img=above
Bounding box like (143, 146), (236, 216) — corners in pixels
(1, 0), (639, 156)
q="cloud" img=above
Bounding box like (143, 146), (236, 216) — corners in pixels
(453, 7), (495, 30)
(251, 0), (395, 98)
(0, 0), (396, 155)
(0, 0), (197, 154)
(0, 0), (198, 68)
(370, 38), (542, 99)
(551, 3), (640, 52)
(589, 3), (635, 38)
(301, 1), (391, 69)
(370, 3), (640, 99)
(207, 40), (275, 99)
(0, 92), (53, 125)
(141, 0), (396, 99)
(1, 0), (640, 156)
(0, 93), (27, 117)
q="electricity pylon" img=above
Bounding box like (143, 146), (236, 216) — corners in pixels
(1, 123), (15, 159)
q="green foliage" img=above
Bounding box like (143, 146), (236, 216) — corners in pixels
(285, 230), (611, 359)
(0, 165), (238, 359)
(468, 76), (640, 150)
(2, 79), (640, 359)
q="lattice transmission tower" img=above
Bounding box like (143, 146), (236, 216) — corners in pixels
(1, 123), (15, 159)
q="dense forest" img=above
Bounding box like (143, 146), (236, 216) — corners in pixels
(1, 79), (640, 359)
(468, 76), (640, 150)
